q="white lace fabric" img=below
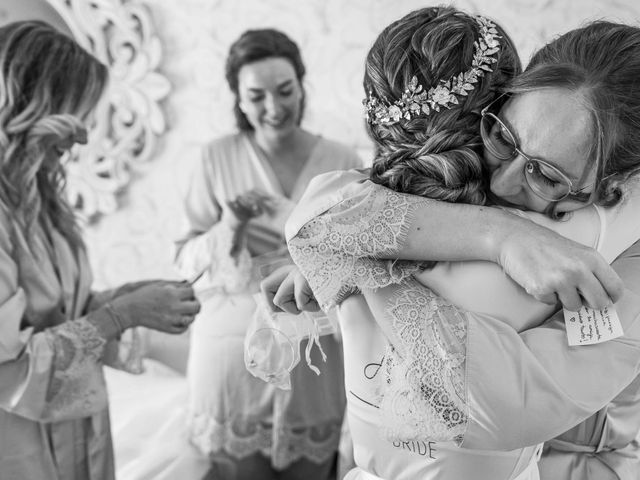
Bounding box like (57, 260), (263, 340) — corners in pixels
(367, 280), (468, 444)
(187, 410), (342, 470)
(288, 180), (471, 443)
(43, 318), (108, 420)
(288, 185), (429, 310)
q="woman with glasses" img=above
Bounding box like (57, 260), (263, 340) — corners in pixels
(271, 13), (640, 480)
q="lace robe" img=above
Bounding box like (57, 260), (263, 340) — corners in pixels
(286, 169), (640, 480)
(175, 133), (362, 470)
(0, 208), (139, 480)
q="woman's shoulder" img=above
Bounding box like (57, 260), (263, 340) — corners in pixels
(203, 132), (247, 156)
(200, 133), (250, 172)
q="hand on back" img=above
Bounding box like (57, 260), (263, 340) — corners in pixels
(499, 224), (624, 311)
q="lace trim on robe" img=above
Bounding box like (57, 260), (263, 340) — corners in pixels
(288, 181), (469, 443)
(288, 185), (430, 310)
(376, 279), (469, 444)
(43, 319), (107, 420)
(188, 411), (342, 470)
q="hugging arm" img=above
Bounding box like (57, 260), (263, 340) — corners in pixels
(356, 239), (640, 448)
(286, 170), (622, 311)
(459, 238), (640, 450)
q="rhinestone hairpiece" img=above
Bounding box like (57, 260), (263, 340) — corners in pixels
(364, 15), (502, 126)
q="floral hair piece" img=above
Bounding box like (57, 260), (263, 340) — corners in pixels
(364, 15), (502, 126)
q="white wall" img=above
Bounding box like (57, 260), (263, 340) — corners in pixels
(80, 0), (640, 290)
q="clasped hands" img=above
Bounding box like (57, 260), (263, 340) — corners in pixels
(225, 188), (278, 228)
(224, 188), (278, 257)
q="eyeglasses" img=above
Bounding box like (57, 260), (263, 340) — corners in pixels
(480, 105), (592, 202)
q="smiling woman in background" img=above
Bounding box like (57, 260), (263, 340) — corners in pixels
(174, 28), (362, 480)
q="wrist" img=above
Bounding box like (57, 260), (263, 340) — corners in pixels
(479, 207), (522, 265)
(105, 302), (135, 331)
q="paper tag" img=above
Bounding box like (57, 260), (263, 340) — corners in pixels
(563, 305), (623, 346)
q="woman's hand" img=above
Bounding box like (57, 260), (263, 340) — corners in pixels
(111, 279), (173, 298)
(224, 188), (276, 229)
(260, 264), (320, 314)
(224, 188), (277, 257)
(498, 224), (624, 311)
(108, 281), (201, 334)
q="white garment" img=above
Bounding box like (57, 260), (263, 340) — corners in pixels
(344, 445), (542, 480)
(176, 133), (361, 469)
(286, 170), (640, 480)
(338, 294), (540, 480)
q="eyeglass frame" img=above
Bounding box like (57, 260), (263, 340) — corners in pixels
(479, 99), (594, 203)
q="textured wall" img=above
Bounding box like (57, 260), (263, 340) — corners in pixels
(84, 0), (640, 290)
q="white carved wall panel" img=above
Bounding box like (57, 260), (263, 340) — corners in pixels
(80, 0), (640, 289)
(45, 0), (171, 221)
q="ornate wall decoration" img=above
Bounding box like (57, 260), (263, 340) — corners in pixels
(45, 0), (170, 221)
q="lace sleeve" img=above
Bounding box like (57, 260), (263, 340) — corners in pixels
(288, 183), (431, 310)
(40, 318), (108, 421)
(361, 278), (468, 444)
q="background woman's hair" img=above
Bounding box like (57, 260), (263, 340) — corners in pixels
(225, 28), (306, 131)
(365, 6), (521, 205)
(0, 21), (108, 251)
(508, 20), (640, 210)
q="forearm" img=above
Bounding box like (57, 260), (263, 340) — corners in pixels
(399, 201), (527, 263)
(287, 173), (529, 264)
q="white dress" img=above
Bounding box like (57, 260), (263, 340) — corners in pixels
(285, 169), (640, 480)
(175, 133), (361, 470)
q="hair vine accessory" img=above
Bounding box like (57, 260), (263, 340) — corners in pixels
(364, 15), (502, 126)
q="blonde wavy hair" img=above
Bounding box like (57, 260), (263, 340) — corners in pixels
(365, 7), (521, 204)
(0, 21), (108, 251)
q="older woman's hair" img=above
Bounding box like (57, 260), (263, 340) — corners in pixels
(0, 21), (108, 250)
(508, 21), (640, 209)
(225, 28), (306, 131)
(365, 6), (521, 204)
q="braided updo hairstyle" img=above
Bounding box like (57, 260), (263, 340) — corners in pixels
(365, 7), (521, 204)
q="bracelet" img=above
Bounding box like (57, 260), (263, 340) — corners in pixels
(104, 302), (127, 335)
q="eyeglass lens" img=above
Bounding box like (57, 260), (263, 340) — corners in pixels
(480, 113), (573, 201)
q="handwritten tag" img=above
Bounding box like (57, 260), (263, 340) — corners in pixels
(563, 305), (623, 346)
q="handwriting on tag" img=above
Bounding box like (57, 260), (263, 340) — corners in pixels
(563, 305), (623, 346)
